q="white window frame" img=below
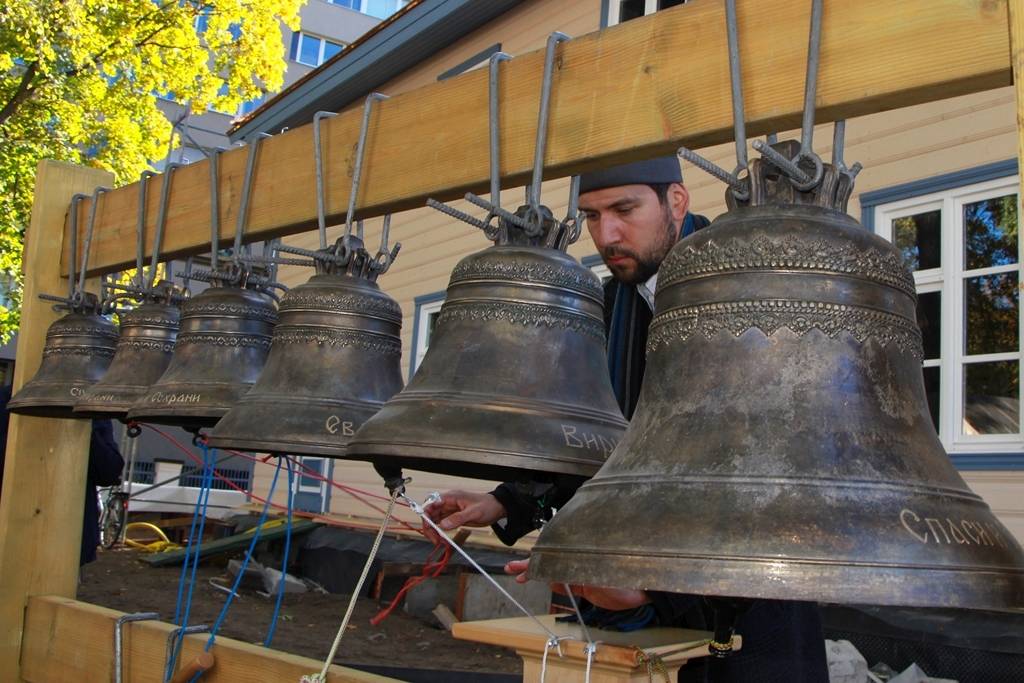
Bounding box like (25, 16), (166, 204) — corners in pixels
(295, 456), (327, 503)
(294, 32), (345, 67)
(412, 298), (445, 375)
(607, 0), (688, 27)
(326, 0), (409, 19)
(875, 174), (1023, 453)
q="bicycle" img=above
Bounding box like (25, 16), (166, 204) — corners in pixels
(99, 484), (130, 549)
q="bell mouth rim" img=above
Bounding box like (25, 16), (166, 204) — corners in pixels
(205, 435), (352, 458)
(342, 449), (597, 483)
(529, 549), (1024, 610)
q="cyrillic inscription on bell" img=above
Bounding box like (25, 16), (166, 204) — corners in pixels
(531, 142), (1024, 609)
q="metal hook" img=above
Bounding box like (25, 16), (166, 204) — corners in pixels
(725, 0), (747, 172)
(66, 193), (89, 302)
(149, 163), (180, 291)
(135, 171), (157, 289)
(800, 0), (824, 158)
(78, 185), (112, 298)
(313, 111), (338, 250)
(488, 50), (512, 239)
(527, 32), (570, 222)
(208, 147), (226, 271)
(346, 92), (389, 240)
(234, 133), (272, 263)
(831, 119), (846, 171)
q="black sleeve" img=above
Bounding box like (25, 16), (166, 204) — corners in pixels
(648, 591), (710, 630)
(488, 476), (584, 546)
(88, 420), (124, 487)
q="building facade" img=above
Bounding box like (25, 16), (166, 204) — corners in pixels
(159, 1), (393, 165)
(240, 0), (1024, 544)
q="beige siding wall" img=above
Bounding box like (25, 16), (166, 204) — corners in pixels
(256, 0), (1024, 543)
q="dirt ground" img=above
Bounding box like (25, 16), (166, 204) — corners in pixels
(79, 547), (521, 676)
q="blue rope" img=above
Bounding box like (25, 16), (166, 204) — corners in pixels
(264, 455), (295, 647)
(191, 454), (284, 681)
(165, 444), (215, 683)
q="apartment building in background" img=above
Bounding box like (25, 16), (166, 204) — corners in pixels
(157, 0), (407, 164)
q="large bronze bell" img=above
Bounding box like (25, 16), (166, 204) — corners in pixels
(347, 205), (628, 482)
(74, 288), (181, 419)
(531, 143), (1024, 609)
(8, 295), (119, 418)
(208, 236), (403, 455)
(127, 282), (277, 430)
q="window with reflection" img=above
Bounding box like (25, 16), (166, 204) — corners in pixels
(876, 178), (1022, 453)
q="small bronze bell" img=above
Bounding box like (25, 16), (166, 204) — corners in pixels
(128, 138), (280, 430)
(347, 204), (628, 482)
(74, 288), (181, 420)
(127, 282), (277, 430)
(9, 188), (119, 418)
(76, 168), (184, 420)
(208, 236), (403, 455)
(531, 143), (1024, 609)
(8, 294), (119, 418)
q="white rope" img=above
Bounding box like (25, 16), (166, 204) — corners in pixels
(563, 583), (599, 683)
(403, 492), (563, 642)
(302, 488), (399, 683)
(539, 636), (567, 683)
(584, 641), (599, 683)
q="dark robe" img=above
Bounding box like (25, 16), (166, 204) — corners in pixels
(490, 211), (830, 682)
(81, 420), (124, 565)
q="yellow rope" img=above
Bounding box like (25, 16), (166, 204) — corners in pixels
(124, 522), (181, 553)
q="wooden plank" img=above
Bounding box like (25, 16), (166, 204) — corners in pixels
(141, 518), (320, 567)
(0, 161), (113, 678)
(66, 0), (1011, 277)
(21, 595), (396, 683)
(452, 614), (717, 669)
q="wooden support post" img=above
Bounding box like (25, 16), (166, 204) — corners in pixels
(64, 0), (1012, 277)
(20, 596), (397, 682)
(1010, 0), (1024, 212)
(0, 161), (113, 678)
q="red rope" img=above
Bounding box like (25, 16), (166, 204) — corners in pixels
(137, 423), (420, 533)
(370, 542), (453, 626)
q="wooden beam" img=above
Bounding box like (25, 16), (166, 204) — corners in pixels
(21, 596), (397, 683)
(0, 161), (113, 678)
(66, 0), (1011, 277)
(1010, 0), (1024, 225)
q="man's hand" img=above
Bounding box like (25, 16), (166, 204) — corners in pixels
(422, 490), (507, 545)
(504, 558), (651, 612)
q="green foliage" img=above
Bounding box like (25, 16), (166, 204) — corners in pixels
(0, 0), (301, 341)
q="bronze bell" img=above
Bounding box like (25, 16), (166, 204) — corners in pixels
(531, 143), (1024, 609)
(127, 282), (277, 430)
(208, 236), (403, 455)
(74, 288), (181, 420)
(347, 204), (628, 482)
(8, 293), (119, 418)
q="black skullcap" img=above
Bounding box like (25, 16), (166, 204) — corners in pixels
(578, 155), (683, 194)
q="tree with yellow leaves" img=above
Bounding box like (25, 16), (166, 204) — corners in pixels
(0, 0), (302, 340)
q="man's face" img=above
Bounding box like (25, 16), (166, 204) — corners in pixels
(579, 183), (689, 285)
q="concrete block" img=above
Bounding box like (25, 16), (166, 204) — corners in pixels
(826, 639), (868, 683)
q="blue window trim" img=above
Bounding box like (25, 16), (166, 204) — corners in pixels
(581, 254), (604, 268)
(859, 158), (1024, 471)
(409, 290), (446, 381)
(859, 158), (1018, 232)
(600, 0), (610, 28)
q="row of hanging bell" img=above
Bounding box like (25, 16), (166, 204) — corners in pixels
(531, 140), (1024, 609)
(346, 203), (628, 483)
(208, 234), (404, 455)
